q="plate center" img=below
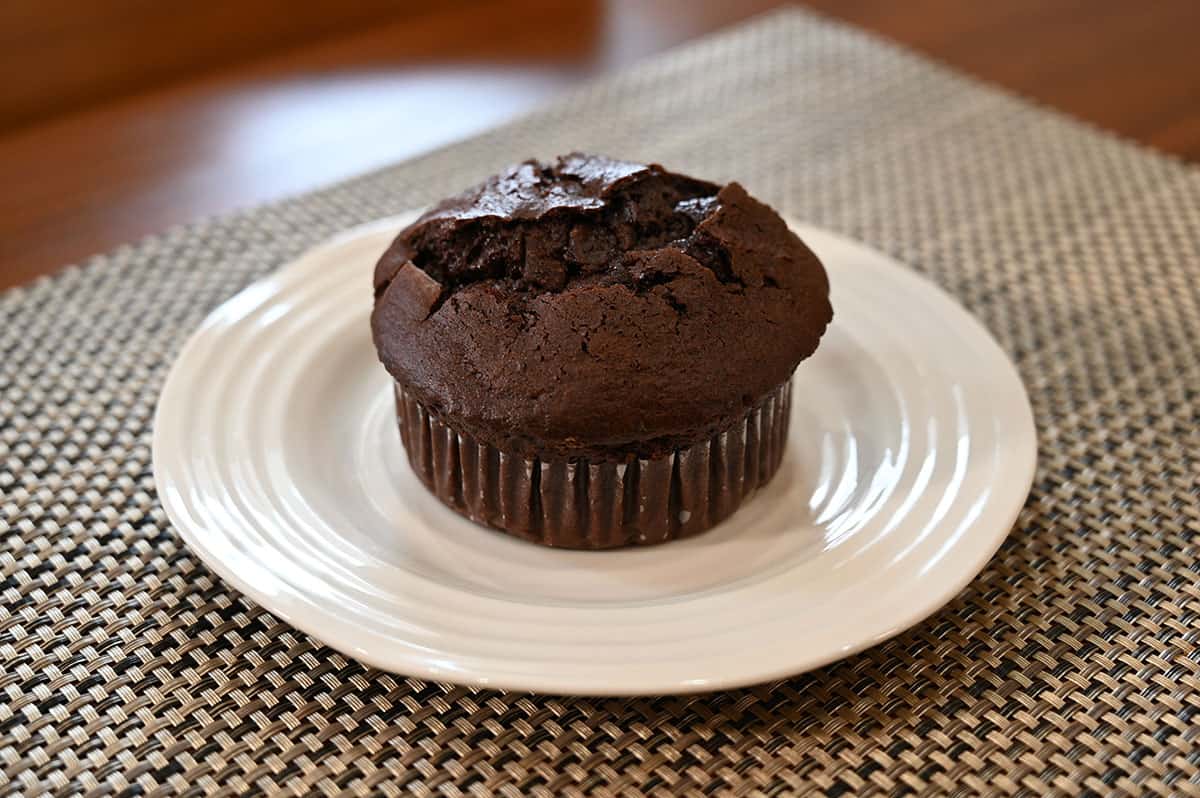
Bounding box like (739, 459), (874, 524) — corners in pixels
(280, 320), (905, 606)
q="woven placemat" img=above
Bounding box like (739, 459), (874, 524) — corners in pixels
(3, 8), (1199, 796)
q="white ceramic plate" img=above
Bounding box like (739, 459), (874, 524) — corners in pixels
(153, 213), (1036, 695)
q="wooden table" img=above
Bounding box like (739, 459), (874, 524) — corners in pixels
(2, 0), (1197, 290)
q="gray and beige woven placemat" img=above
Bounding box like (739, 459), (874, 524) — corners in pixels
(3, 8), (1199, 796)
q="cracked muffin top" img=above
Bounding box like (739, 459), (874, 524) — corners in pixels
(371, 153), (832, 460)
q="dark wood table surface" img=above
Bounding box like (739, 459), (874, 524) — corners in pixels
(2, 0), (1197, 291)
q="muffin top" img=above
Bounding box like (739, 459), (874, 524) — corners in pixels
(372, 153), (832, 460)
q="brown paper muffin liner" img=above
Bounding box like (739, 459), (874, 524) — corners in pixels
(394, 380), (792, 549)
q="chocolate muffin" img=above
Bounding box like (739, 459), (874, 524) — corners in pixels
(372, 153), (831, 548)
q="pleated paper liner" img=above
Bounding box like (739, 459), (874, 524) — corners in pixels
(394, 380), (791, 549)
